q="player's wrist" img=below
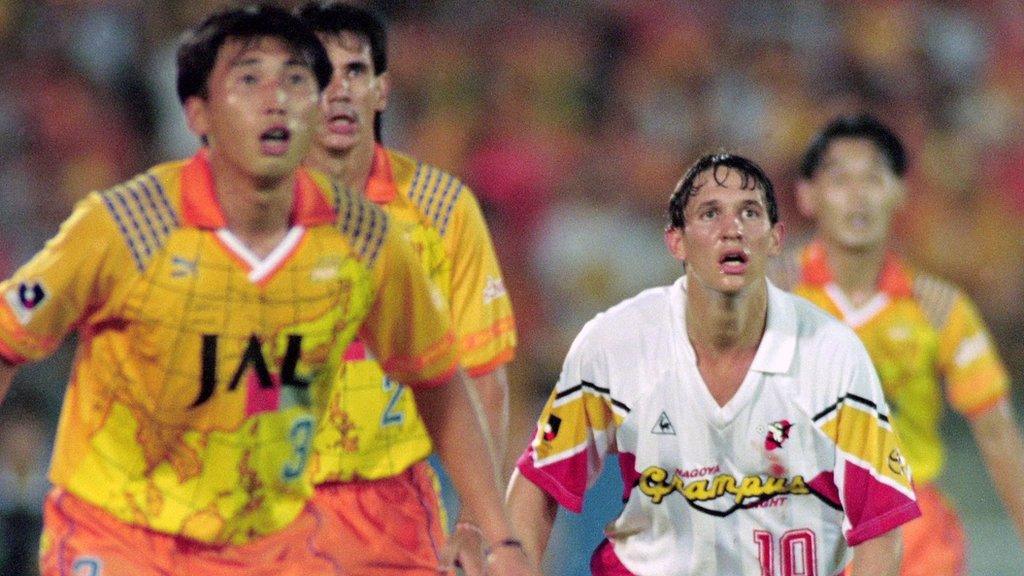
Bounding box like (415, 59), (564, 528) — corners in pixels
(484, 537), (525, 559)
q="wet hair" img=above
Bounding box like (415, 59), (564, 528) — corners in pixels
(668, 152), (779, 229)
(799, 113), (907, 179)
(297, 1), (388, 140)
(176, 3), (332, 104)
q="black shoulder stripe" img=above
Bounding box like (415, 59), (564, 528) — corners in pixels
(812, 393), (889, 424)
(99, 172), (179, 271)
(554, 380), (631, 413)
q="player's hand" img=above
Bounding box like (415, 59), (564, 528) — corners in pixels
(484, 540), (543, 576)
(439, 522), (486, 576)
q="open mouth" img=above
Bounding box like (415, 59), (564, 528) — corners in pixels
(719, 250), (749, 273)
(325, 111), (357, 135)
(260, 126), (291, 155)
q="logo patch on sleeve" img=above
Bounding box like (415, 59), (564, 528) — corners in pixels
(542, 414), (562, 441)
(5, 281), (47, 324)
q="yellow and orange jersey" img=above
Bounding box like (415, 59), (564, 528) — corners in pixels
(309, 145), (516, 483)
(788, 241), (1009, 483)
(0, 151), (457, 545)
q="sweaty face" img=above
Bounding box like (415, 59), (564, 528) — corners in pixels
(186, 37), (320, 183)
(800, 138), (904, 252)
(314, 32), (387, 155)
(666, 167), (782, 296)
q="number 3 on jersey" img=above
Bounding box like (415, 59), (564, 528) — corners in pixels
(381, 376), (406, 427)
(283, 415), (314, 481)
(754, 529), (818, 576)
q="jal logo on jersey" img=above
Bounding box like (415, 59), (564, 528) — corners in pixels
(4, 281), (47, 324)
(191, 334), (312, 415)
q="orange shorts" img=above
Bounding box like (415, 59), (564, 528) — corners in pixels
(39, 488), (344, 576)
(843, 483), (966, 576)
(312, 459), (450, 576)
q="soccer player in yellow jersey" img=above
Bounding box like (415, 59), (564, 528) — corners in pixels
(778, 114), (1024, 576)
(296, 3), (520, 574)
(0, 5), (535, 576)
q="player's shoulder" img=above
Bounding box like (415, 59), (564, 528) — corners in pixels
(87, 160), (186, 270)
(577, 283), (676, 351)
(904, 264), (963, 330)
(389, 148), (473, 236)
(331, 175), (391, 268)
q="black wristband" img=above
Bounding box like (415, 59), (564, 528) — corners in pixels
(485, 538), (524, 557)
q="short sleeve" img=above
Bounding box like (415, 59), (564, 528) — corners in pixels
(515, 321), (623, 513)
(444, 189), (516, 376)
(358, 224), (459, 388)
(938, 293), (1009, 417)
(812, 332), (921, 546)
(0, 193), (124, 364)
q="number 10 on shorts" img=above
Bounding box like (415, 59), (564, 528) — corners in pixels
(754, 529), (818, 576)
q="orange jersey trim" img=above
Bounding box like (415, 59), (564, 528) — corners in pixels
(0, 336), (26, 365)
(364, 144), (398, 204)
(181, 151), (335, 229)
(460, 315), (516, 354)
(800, 241), (912, 298)
(378, 331), (457, 381)
(963, 394), (1007, 420)
(466, 347), (514, 378)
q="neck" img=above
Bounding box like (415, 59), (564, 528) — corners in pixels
(207, 150), (294, 255)
(820, 237), (887, 306)
(306, 138), (375, 193)
(685, 278), (768, 354)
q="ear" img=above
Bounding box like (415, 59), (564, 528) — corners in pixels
(373, 70), (390, 113)
(767, 221), (785, 258)
(795, 179), (816, 219)
(664, 227), (686, 262)
(184, 96), (210, 143)
(892, 178), (908, 210)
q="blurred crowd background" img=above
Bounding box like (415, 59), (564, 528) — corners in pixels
(0, 0), (1022, 574)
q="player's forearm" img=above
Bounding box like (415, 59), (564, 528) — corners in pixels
(506, 468), (558, 567)
(470, 365), (510, 478)
(971, 399), (1024, 546)
(414, 370), (513, 544)
(850, 528), (902, 576)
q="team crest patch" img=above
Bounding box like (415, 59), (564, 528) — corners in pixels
(764, 420), (792, 451)
(483, 276), (507, 304)
(542, 414), (562, 441)
(5, 281), (47, 324)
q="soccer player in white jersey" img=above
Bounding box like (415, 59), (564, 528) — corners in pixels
(507, 153), (920, 576)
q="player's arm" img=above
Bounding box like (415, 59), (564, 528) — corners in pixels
(849, 528), (902, 576)
(970, 399), (1024, 546)
(360, 226), (538, 576)
(445, 188), (516, 475)
(506, 467), (559, 566)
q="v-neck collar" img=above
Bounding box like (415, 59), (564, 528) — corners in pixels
(178, 150), (332, 286)
(800, 241), (912, 328)
(669, 276), (796, 425)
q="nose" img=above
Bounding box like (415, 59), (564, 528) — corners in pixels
(720, 214), (744, 239)
(324, 74), (352, 102)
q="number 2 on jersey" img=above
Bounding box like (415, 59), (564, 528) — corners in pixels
(381, 376), (406, 427)
(754, 529), (818, 576)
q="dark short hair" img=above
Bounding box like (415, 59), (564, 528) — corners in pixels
(668, 153), (779, 229)
(297, 2), (388, 75)
(799, 114), (907, 179)
(176, 3), (332, 104)
(297, 2), (389, 141)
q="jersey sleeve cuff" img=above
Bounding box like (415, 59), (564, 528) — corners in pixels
(846, 500), (921, 547)
(516, 449), (584, 513)
(464, 348), (515, 378)
(0, 338), (27, 366)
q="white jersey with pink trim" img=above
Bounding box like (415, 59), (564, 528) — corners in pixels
(517, 277), (920, 576)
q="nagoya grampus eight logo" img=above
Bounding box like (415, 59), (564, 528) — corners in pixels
(764, 420), (792, 451)
(542, 414), (562, 441)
